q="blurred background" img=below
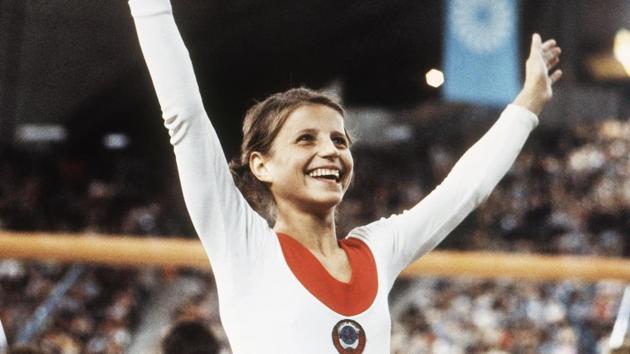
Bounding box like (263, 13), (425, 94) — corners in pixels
(1, 0), (630, 353)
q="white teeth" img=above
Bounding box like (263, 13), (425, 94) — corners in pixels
(308, 168), (340, 179)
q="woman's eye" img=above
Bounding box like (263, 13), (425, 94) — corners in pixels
(297, 134), (314, 143)
(333, 137), (348, 147)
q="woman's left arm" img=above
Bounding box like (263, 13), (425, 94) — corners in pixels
(353, 34), (562, 278)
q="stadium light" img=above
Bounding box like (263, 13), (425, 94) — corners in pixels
(103, 133), (130, 150)
(425, 68), (444, 88)
(614, 28), (630, 75)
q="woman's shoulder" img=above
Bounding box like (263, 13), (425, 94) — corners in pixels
(345, 216), (395, 246)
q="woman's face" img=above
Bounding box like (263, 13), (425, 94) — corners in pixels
(256, 104), (354, 213)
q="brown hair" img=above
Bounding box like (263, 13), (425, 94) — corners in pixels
(229, 87), (350, 223)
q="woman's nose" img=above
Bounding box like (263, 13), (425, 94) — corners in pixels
(318, 139), (340, 158)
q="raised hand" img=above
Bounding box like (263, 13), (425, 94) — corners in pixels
(513, 33), (563, 115)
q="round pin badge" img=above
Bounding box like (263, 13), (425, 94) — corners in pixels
(331, 319), (366, 354)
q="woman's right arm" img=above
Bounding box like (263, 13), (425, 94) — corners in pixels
(128, 0), (271, 265)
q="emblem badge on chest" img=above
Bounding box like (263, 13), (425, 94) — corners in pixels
(331, 319), (366, 353)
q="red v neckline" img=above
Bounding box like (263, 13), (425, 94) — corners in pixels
(276, 233), (378, 316)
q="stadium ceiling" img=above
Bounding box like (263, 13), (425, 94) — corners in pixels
(1, 0), (629, 151)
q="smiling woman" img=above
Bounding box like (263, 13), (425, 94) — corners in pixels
(127, 0), (561, 352)
(228, 88), (352, 223)
(250, 104), (353, 215)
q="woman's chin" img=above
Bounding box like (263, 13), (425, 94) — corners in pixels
(302, 194), (344, 214)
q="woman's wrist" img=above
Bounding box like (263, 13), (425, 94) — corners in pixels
(512, 88), (547, 116)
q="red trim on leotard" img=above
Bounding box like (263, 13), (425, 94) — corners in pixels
(277, 233), (378, 316)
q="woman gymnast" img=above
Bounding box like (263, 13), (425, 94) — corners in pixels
(128, 0), (561, 352)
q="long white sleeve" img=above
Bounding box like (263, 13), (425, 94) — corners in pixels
(128, 0), (272, 286)
(350, 104), (538, 289)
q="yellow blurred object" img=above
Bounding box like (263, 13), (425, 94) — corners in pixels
(2, 232), (630, 281)
(614, 28), (630, 75)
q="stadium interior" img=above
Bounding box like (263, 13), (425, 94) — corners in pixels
(1, 0), (630, 353)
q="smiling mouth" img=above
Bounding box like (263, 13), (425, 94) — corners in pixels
(306, 168), (342, 183)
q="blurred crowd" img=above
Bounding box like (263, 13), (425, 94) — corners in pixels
(0, 114), (628, 353)
(390, 278), (624, 354)
(0, 262), (150, 354)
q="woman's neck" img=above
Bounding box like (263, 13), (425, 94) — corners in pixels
(273, 203), (339, 256)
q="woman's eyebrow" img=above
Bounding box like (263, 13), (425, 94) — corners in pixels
(293, 128), (319, 136)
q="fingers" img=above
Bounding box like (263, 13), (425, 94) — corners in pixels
(550, 69), (563, 85)
(544, 47), (562, 58)
(544, 47), (562, 69)
(528, 33), (563, 86)
(532, 33), (562, 70)
(530, 33), (542, 58)
(547, 56), (560, 70)
(541, 39), (557, 51)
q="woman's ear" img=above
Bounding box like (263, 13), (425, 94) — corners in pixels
(249, 152), (272, 183)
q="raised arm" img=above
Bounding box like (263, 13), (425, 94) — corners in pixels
(351, 34), (562, 284)
(128, 0), (270, 265)
(513, 34), (563, 115)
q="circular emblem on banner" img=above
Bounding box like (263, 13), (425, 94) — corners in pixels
(451, 0), (513, 54)
(331, 319), (366, 354)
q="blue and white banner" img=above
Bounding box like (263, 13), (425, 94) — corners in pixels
(444, 0), (520, 106)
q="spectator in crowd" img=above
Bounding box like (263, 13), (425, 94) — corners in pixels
(162, 320), (219, 354)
